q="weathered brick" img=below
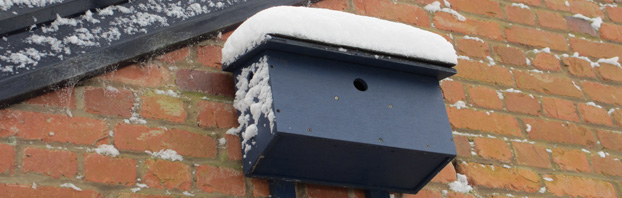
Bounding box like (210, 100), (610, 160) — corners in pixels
(568, 0), (604, 18)
(140, 93), (186, 123)
(607, 7), (622, 23)
(0, 144), (15, 174)
(440, 80), (466, 104)
(449, 0), (502, 18)
(403, 189), (442, 198)
(592, 155), (622, 177)
(552, 148), (591, 173)
(505, 26), (568, 51)
(600, 23), (622, 43)
(252, 178), (270, 198)
(25, 87), (76, 108)
(143, 159), (192, 190)
(156, 47), (190, 63)
(84, 153), (136, 186)
(493, 45), (527, 66)
(544, 174), (616, 198)
(453, 135), (471, 157)
(467, 86), (503, 109)
(100, 64), (170, 87)
(312, 0), (347, 11)
(84, 87), (134, 118)
(197, 44), (222, 69)
(613, 109), (622, 127)
(431, 163), (456, 183)
(307, 184), (349, 198)
(566, 16), (598, 37)
(562, 57), (596, 78)
(447, 107), (521, 136)
(456, 38), (489, 58)
(196, 165), (245, 196)
(446, 192), (476, 198)
(578, 103), (613, 126)
(525, 118), (595, 146)
(455, 60), (514, 86)
(353, 0), (430, 27)
(513, 142), (551, 168)
(514, 71), (583, 98)
(226, 134), (242, 160)
(22, 148), (77, 178)
(457, 162), (540, 192)
(473, 137), (512, 162)
(536, 10), (567, 30)
(118, 193), (173, 198)
(544, 0), (570, 11)
(596, 130), (622, 152)
(433, 12), (503, 40)
(582, 81), (622, 106)
(114, 124), (217, 158)
(175, 70), (235, 97)
(505, 92), (541, 115)
(0, 183), (100, 198)
(505, 5), (535, 25)
(533, 52), (561, 71)
(196, 101), (237, 129)
(0, 110), (108, 145)
(541, 97), (579, 121)
(596, 63), (622, 82)
(570, 38), (622, 59)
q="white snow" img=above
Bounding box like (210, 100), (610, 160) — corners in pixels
(0, 0), (64, 11)
(543, 177), (554, 181)
(146, 149), (183, 161)
(496, 91), (504, 99)
(546, 149), (552, 153)
(511, 3), (530, 9)
(182, 191), (195, 196)
(92, 144), (120, 157)
(31, 182), (36, 189)
(60, 183), (82, 191)
(572, 14), (603, 30)
(463, 36), (484, 43)
(486, 56), (496, 65)
(450, 101), (467, 109)
(539, 187), (547, 193)
(532, 47), (551, 54)
(525, 124), (532, 132)
(218, 137), (227, 147)
(222, 6), (457, 66)
(503, 88), (522, 93)
(154, 89), (180, 98)
(452, 131), (483, 137)
(581, 149), (591, 153)
(449, 174), (473, 193)
(597, 57), (621, 67)
(572, 81), (582, 90)
(597, 151), (607, 158)
(425, 1), (466, 22)
(457, 55), (471, 60)
(586, 102), (603, 108)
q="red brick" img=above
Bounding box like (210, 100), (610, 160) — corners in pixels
(474, 138), (512, 162)
(196, 165), (245, 196)
(544, 174), (616, 198)
(596, 63), (622, 82)
(582, 81), (622, 106)
(118, 193), (173, 198)
(156, 47), (189, 63)
(511, 0), (541, 6)
(514, 71), (583, 98)
(307, 184), (349, 198)
(0, 144), (15, 174)
(431, 163), (456, 183)
(613, 109), (622, 127)
(592, 155), (622, 177)
(552, 148), (590, 173)
(601, 23), (622, 43)
(143, 159), (192, 190)
(597, 130), (622, 152)
(0, 183), (100, 198)
(84, 153), (136, 186)
(453, 135), (471, 157)
(456, 38), (489, 58)
(197, 44), (222, 69)
(353, 0), (430, 27)
(197, 101), (237, 129)
(536, 10), (567, 30)
(403, 189), (442, 198)
(570, 38), (622, 59)
(312, 0), (347, 11)
(100, 64), (170, 88)
(493, 45), (527, 66)
(568, 0), (604, 18)
(114, 124), (217, 158)
(22, 148), (77, 178)
(451, 0), (502, 17)
(140, 93), (186, 123)
(440, 80), (466, 104)
(455, 60), (514, 86)
(541, 97), (579, 121)
(226, 134), (242, 160)
(467, 86), (503, 109)
(433, 12), (503, 40)
(447, 107), (521, 136)
(578, 103), (613, 126)
(457, 162), (540, 192)
(505, 26), (568, 51)
(562, 57), (596, 78)
(84, 87), (134, 118)
(544, 0), (570, 11)
(25, 87), (76, 108)
(533, 52), (561, 71)
(566, 16), (598, 37)
(607, 7), (622, 23)
(525, 118), (595, 146)
(175, 69), (234, 97)
(252, 178), (270, 198)
(0, 110), (108, 145)
(505, 5), (536, 25)
(513, 142), (551, 168)
(505, 92), (541, 115)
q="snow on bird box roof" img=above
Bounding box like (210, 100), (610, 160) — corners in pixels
(222, 6), (457, 66)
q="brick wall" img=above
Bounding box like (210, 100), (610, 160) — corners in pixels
(1, 0), (621, 197)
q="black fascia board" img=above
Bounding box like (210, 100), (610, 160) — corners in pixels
(0, 0), (310, 107)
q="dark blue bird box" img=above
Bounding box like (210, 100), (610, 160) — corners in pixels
(222, 34), (457, 194)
